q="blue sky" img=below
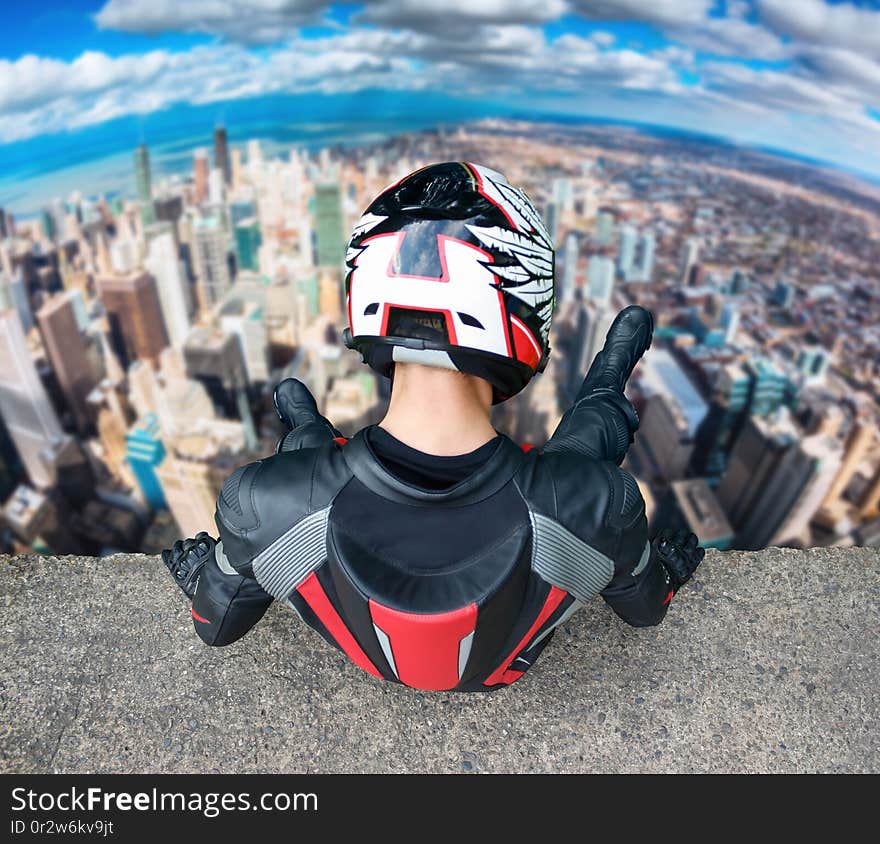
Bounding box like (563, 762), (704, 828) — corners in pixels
(2, 0), (880, 205)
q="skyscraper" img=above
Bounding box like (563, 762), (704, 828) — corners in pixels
(144, 224), (191, 347)
(680, 237), (700, 286)
(313, 183), (345, 268)
(133, 144), (155, 225)
(632, 348), (707, 482)
(126, 413), (167, 510)
(617, 224), (637, 279)
(193, 216), (231, 308)
(595, 210), (615, 247)
(630, 230), (655, 283)
(560, 232), (578, 303)
(586, 255), (615, 304)
(97, 270), (169, 369)
(156, 420), (246, 537)
(213, 126), (231, 185)
(234, 217), (262, 272)
(193, 148), (209, 204)
(35, 292), (98, 435)
(0, 308), (70, 490)
(718, 412), (841, 549)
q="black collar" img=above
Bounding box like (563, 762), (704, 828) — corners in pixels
(340, 427), (526, 507)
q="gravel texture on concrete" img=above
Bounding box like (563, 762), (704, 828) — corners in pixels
(1, 546), (878, 773)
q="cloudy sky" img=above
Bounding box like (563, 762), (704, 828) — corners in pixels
(2, 0), (880, 179)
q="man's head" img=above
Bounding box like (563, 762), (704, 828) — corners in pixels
(343, 162), (555, 404)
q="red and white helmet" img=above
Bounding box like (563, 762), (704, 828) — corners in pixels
(342, 162), (555, 403)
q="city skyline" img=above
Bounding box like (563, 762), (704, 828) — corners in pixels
(1, 114), (879, 557)
(3, 0), (880, 208)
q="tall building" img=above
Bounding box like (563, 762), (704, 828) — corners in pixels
(133, 144), (155, 225)
(219, 297), (269, 385)
(183, 326), (257, 449)
(40, 208), (56, 242)
(595, 210), (615, 247)
(313, 183), (345, 268)
(144, 225), (191, 347)
(630, 230), (655, 283)
(213, 126), (231, 185)
(567, 299), (614, 399)
(156, 420), (246, 537)
(822, 418), (874, 509)
(0, 207), (8, 239)
(632, 349), (707, 482)
(560, 232), (578, 303)
(97, 270), (169, 369)
(126, 413), (167, 510)
(586, 255), (615, 305)
(689, 362), (751, 481)
(35, 292), (98, 434)
(193, 216), (231, 308)
(193, 148), (209, 204)
(773, 280), (795, 308)
(718, 412), (841, 550)
(746, 358), (795, 417)
(208, 167), (225, 206)
(0, 308), (71, 490)
(617, 224), (637, 279)
(680, 237), (700, 286)
(234, 218), (262, 272)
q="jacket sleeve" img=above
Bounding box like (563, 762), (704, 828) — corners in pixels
(190, 462), (274, 646)
(598, 464), (673, 628)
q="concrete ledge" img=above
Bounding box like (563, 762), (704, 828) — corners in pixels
(1, 547), (878, 773)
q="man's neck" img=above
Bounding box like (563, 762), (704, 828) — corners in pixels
(378, 363), (497, 456)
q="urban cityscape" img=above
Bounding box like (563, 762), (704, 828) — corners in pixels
(1, 117), (879, 557)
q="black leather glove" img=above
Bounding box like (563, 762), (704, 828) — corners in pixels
(273, 378), (342, 452)
(162, 532), (216, 600)
(652, 528), (705, 593)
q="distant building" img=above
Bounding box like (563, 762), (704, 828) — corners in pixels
(0, 308), (73, 490)
(193, 216), (231, 308)
(126, 413), (167, 510)
(213, 126), (231, 185)
(679, 237), (700, 286)
(133, 144), (155, 225)
(313, 183), (345, 268)
(144, 224), (191, 348)
(595, 210), (615, 247)
(718, 412), (842, 550)
(632, 349), (707, 482)
(234, 217), (262, 272)
(35, 292), (98, 435)
(560, 232), (579, 303)
(193, 148), (209, 204)
(617, 224), (637, 279)
(97, 270), (169, 369)
(773, 280), (795, 308)
(587, 255), (615, 304)
(156, 420), (247, 537)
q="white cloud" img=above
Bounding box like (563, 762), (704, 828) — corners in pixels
(359, 0), (567, 30)
(570, 0), (711, 27)
(668, 16), (790, 61)
(757, 0), (880, 58)
(95, 0), (329, 43)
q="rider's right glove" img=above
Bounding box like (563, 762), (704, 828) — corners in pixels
(652, 528), (705, 595)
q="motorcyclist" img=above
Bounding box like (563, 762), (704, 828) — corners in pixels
(163, 162), (705, 691)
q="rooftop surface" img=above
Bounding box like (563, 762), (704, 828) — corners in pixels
(1, 546), (877, 773)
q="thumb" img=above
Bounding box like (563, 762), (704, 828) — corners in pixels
(273, 378), (323, 429)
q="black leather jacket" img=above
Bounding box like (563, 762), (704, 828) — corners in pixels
(190, 397), (673, 692)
